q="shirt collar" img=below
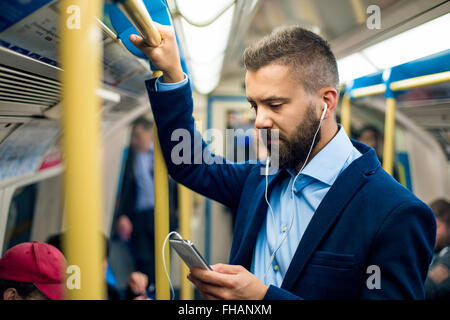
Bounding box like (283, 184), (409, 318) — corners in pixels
(287, 125), (354, 186)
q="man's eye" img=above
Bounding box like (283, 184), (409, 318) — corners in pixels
(250, 103), (257, 110)
(270, 104), (282, 108)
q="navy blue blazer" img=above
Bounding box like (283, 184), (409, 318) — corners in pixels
(146, 78), (436, 300)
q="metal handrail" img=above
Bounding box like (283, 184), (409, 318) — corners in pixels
(115, 0), (162, 46)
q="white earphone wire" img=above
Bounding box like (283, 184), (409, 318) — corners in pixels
(162, 231), (183, 300)
(263, 103), (327, 283)
(265, 158), (276, 224)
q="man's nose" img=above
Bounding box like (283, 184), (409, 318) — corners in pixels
(255, 108), (273, 129)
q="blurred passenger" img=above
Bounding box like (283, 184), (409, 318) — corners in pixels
(425, 199), (450, 300)
(115, 116), (177, 292)
(46, 233), (149, 300)
(115, 116), (155, 287)
(356, 125), (400, 181)
(357, 125), (381, 151)
(0, 241), (65, 300)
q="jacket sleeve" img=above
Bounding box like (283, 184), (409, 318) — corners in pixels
(360, 200), (436, 299)
(146, 78), (254, 210)
(263, 285), (303, 300)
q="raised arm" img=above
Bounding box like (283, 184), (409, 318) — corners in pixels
(130, 26), (255, 210)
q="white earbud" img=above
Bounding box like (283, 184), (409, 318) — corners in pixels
(265, 157), (270, 176)
(320, 102), (328, 121)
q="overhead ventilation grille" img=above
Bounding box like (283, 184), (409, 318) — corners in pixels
(0, 63), (61, 111)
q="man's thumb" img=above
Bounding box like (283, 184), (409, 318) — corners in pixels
(129, 34), (147, 48)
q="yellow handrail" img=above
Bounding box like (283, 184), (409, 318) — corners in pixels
(340, 94), (351, 135)
(178, 184), (194, 300)
(390, 71), (450, 91)
(351, 83), (386, 98)
(61, 0), (105, 299)
(116, 0), (162, 47)
(382, 98), (397, 175)
(153, 123), (171, 300)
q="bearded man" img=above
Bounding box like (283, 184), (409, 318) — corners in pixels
(131, 24), (436, 300)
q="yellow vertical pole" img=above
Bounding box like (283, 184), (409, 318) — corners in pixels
(341, 94), (351, 135)
(178, 185), (194, 300)
(152, 70), (171, 300)
(382, 98), (397, 175)
(60, 0), (105, 299)
(113, 0), (168, 300)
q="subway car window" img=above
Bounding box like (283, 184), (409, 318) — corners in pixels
(3, 185), (37, 254)
(0, 0), (449, 306)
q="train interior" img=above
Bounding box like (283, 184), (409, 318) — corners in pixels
(0, 0), (449, 299)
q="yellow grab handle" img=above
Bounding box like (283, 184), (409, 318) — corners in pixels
(117, 0), (162, 47)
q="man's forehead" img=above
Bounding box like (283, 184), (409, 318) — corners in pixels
(245, 63), (292, 82)
(245, 67), (304, 101)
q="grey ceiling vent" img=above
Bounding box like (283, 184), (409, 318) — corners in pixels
(0, 46), (61, 116)
(0, 64), (60, 106)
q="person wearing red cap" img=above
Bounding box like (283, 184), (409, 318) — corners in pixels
(0, 241), (66, 300)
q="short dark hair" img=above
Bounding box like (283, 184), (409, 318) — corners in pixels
(0, 278), (39, 299)
(430, 199), (450, 227)
(132, 116), (153, 131)
(357, 125), (381, 140)
(243, 25), (339, 94)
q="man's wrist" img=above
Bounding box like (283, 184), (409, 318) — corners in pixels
(258, 285), (269, 300)
(162, 68), (185, 83)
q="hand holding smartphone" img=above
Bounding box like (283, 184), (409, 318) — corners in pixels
(170, 237), (212, 271)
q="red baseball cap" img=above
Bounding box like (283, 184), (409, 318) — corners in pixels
(0, 241), (66, 300)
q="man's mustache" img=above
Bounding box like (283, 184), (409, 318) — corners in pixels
(258, 129), (286, 143)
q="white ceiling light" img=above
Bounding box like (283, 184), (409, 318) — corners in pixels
(337, 13), (450, 83)
(337, 52), (378, 83)
(362, 13), (450, 70)
(176, 0), (235, 94)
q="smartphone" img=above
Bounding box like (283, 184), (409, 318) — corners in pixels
(170, 238), (213, 271)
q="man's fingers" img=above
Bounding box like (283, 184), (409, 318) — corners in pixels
(187, 273), (227, 300)
(212, 263), (244, 274)
(129, 34), (148, 49)
(129, 23), (174, 48)
(190, 267), (233, 288)
(201, 291), (221, 300)
(151, 22), (174, 38)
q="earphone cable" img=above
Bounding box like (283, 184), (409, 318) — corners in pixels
(162, 231), (183, 300)
(263, 106), (325, 283)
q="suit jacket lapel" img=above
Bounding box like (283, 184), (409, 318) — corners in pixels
(281, 166), (367, 290)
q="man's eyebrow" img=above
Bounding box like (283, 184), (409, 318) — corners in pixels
(247, 96), (290, 103)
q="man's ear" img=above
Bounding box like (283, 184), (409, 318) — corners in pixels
(318, 87), (338, 115)
(3, 288), (20, 300)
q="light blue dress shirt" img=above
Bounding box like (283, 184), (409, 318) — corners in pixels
(154, 73), (188, 91)
(251, 126), (362, 286)
(134, 148), (155, 213)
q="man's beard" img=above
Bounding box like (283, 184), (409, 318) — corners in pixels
(266, 102), (321, 169)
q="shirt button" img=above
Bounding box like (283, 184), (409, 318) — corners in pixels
(281, 226), (287, 233)
(273, 265), (279, 271)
